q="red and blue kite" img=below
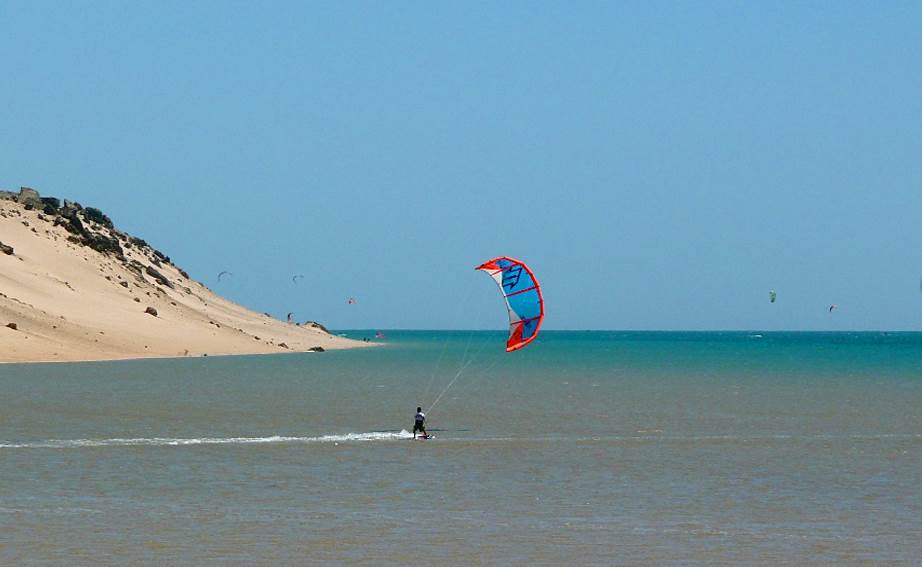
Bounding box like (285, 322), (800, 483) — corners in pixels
(476, 256), (545, 352)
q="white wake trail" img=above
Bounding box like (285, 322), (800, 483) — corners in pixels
(0, 430), (414, 449)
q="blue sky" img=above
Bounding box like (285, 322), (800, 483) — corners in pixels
(2, 2), (921, 330)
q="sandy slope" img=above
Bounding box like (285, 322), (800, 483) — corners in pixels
(0, 195), (366, 363)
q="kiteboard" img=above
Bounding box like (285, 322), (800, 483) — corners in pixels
(413, 434), (434, 440)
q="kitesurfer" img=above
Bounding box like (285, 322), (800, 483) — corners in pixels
(413, 407), (428, 439)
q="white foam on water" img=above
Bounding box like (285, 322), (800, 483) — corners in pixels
(0, 430), (414, 449)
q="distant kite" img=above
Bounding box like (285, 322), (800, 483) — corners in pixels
(292, 275), (305, 284)
(375, 331), (385, 339)
(769, 290), (777, 304)
(287, 312), (294, 322)
(829, 304), (838, 313)
(347, 297), (357, 305)
(217, 271), (233, 282)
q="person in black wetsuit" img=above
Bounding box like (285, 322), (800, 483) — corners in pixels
(413, 406), (428, 439)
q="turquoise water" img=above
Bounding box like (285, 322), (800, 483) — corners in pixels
(2, 331), (922, 564)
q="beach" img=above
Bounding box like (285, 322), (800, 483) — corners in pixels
(0, 192), (366, 363)
(2, 331), (921, 564)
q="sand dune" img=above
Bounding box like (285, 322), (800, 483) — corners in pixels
(0, 188), (367, 363)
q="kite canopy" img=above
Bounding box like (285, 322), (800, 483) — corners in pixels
(476, 256), (544, 352)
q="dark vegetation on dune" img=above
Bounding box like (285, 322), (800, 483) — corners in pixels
(1, 186), (186, 278)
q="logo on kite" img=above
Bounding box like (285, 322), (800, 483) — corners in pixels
(501, 266), (523, 290)
(476, 256), (544, 352)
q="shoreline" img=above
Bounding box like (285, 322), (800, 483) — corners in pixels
(0, 342), (379, 366)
